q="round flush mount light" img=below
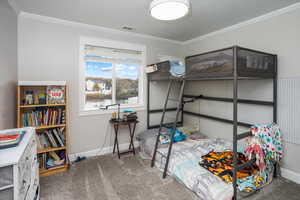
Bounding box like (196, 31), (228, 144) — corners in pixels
(150, 0), (190, 21)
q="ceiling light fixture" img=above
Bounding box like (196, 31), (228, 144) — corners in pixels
(150, 0), (190, 21)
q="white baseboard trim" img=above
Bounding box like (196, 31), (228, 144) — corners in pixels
(281, 168), (300, 184)
(69, 141), (140, 162)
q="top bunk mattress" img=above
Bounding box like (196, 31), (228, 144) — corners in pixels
(185, 46), (276, 80)
(146, 46), (277, 81)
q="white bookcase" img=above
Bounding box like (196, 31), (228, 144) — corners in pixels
(0, 128), (39, 200)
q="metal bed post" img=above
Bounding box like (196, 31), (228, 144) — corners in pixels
(273, 55), (278, 123)
(147, 76), (150, 129)
(233, 46), (238, 200)
(273, 55), (278, 178)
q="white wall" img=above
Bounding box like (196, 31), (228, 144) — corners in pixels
(0, 0), (18, 130)
(182, 7), (300, 174)
(18, 14), (182, 154)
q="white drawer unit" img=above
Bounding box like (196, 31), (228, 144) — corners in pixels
(0, 128), (39, 200)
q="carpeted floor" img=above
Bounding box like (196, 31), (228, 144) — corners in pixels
(40, 154), (300, 200)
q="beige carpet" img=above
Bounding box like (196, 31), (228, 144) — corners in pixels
(40, 154), (300, 200)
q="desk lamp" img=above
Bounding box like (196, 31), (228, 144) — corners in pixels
(100, 103), (122, 122)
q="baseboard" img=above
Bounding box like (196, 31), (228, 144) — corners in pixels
(68, 141), (139, 162)
(281, 167), (300, 184)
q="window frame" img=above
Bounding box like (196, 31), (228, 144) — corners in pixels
(79, 36), (147, 116)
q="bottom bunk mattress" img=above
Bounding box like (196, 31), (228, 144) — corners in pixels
(137, 129), (234, 200)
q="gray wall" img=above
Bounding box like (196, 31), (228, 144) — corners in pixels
(18, 15), (182, 154)
(182, 7), (300, 174)
(0, 0), (18, 130)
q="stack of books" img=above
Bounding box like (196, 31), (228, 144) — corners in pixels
(22, 108), (65, 127)
(39, 151), (66, 170)
(122, 110), (137, 121)
(37, 128), (65, 150)
(0, 131), (24, 149)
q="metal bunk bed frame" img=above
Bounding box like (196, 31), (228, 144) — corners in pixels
(147, 46), (277, 200)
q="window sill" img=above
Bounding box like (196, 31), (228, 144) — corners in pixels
(79, 105), (146, 117)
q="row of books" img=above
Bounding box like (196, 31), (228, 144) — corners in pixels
(22, 108), (65, 127)
(38, 150), (66, 170)
(37, 127), (65, 149)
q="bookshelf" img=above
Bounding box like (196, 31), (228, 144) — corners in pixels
(17, 81), (69, 177)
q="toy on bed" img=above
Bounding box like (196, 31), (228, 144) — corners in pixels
(158, 126), (207, 144)
(159, 127), (186, 144)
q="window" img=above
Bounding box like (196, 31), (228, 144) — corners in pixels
(79, 37), (146, 114)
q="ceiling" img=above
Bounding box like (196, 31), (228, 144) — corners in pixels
(15, 0), (300, 42)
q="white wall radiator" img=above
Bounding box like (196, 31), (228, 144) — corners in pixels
(278, 78), (300, 144)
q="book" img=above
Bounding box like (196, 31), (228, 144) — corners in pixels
(45, 131), (58, 148)
(42, 134), (51, 148)
(39, 150), (66, 170)
(47, 86), (65, 104)
(52, 129), (64, 147)
(36, 136), (43, 150)
(37, 129), (66, 149)
(22, 108), (65, 127)
(0, 134), (20, 142)
(49, 151), (60, 161)
(0, 132), (22, 148)
(46, 151), (66, 169)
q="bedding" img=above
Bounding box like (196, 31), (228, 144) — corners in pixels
(155, 139), (233, 200)
(199, 151), (274, 193)
(136, 128), (206, 159)
(136, 124), (282, 200)
(199, 151), (259, 183)
(137, 130), (233, 200)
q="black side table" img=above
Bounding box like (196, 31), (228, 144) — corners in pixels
(110, 120), (138, 159)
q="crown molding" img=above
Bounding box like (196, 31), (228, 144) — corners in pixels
(7, 0), (20, 15)
(183, 2), (300, 45)
(19, 12), (183, 45)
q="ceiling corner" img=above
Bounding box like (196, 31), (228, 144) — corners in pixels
(7, 0), (21, 15)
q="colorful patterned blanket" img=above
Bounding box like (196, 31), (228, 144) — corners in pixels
(199, 151), (259, 183)
(245, 123), (283, 171)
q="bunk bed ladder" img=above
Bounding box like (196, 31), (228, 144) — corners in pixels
(151, 79), (186, 179)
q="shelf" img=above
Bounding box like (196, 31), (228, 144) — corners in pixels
(34, 124), (66, 130)
(19, 104), (66, 108)
(39, 164), (68, 177)
(37, 146), (66, 154)
(18, 81), (67, 86)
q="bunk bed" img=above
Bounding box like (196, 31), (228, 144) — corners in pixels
(143, 46), (278, 200)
